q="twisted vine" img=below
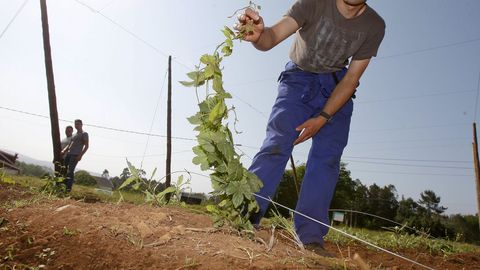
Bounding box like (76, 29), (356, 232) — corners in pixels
(180, 2), (262, 231)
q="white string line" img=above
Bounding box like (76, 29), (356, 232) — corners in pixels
(328, 209), (431, 238)
(141, 69), (168, 169)
(195, 169), (437, 268)
(0, 0), (29, 40)
(72, 0), (193, 71)
(184, 171), (435, 269)
(253, 193), (436, 270)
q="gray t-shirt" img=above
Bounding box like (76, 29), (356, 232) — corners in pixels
(61, 136), (73, 150)
(69, 132), (88, 155)
(287, 0), (385, 73)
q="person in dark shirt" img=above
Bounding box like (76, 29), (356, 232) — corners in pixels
(237, 0), (385, 255)
(63, 119), (89, 192)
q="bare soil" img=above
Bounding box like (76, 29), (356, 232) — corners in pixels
(0, 183), (479, 270)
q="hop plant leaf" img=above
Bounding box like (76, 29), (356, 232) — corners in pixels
(180, 6), (264, 231)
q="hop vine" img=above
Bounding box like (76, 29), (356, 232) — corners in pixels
(180, 3), (262, 231)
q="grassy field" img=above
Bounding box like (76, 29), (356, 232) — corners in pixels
(2, 174), (479, 257)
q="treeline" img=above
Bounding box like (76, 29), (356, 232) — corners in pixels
(269, 163), (480, 245)
(16, 161), (52, 177)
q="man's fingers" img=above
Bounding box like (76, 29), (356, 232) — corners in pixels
(296, 123), (307, 131)
(244, 8), (260, 22)
(294, 130), (311, 145)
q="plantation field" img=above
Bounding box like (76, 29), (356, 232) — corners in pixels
(0, 177), (479, 270)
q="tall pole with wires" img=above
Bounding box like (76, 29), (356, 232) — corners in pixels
(165, 56), (172, 202)
(471, 123), (480, 231)
(473, 72), (480, 231)
(40, 0), (61, 173)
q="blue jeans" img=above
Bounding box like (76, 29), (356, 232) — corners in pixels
(249, 61), (353, 245)
(63, 154), (79, 192)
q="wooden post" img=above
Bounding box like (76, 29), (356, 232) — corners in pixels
(165, 56), (172, 202)
(40, 0), (61, 174)
(290, 155), (300, 199)
(472, 123), (480, 231)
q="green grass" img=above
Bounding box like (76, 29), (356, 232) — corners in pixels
(8, 175), (146, 205)
(260, 215), (479, 256)
(325, 225), (480, 256)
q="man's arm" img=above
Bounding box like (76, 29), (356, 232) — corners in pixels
(238, 8), (300, 51)
(61, 140), (72, 155)
(76, 136), (89, 162)
(294, 58), (371, 145)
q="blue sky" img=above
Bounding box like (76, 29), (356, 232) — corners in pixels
(1, 0), (480, 215)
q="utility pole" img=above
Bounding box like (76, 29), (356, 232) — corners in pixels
(165, 56), (172, 202)
(40, 0), (61, 174)
(472, 123), (480, 231)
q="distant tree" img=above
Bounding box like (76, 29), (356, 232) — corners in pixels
(364, 184), (399, 229)
(111, 176), (122, 189)
(396, 196), (420, 224)
(74, 170), (97, 186)
(120, 167), (130, 181)
(331, 163), (357, 210)
(444, 214), (480, 244)
(418, 190), (447, 215)
(101, 169), (110, 179)
(266, 164), (305, 217)
(16, 161), (50, 177)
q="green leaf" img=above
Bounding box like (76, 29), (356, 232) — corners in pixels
(204, 64), (215, 78)
(180, 80), (196, 87)
(217, 142), (234, 161)
(149, 167), (157, 181)
(213, 75), (224, 93)
(177, 175), (184, 187)
(208, 100), (226, 123)
(222, 45), (233, 57)
(218, 199), (228, 207)
(200, 54), (216, 65)
(119, 175), (136, 190)
(232, 193), (244, 208)
(187, 113), (202, 125)
(132, 182), (142, 190)
(202, 142), (216, 153)
(206, 204), (217, 213)
(227, 159), (244, 182)
(222, 26), (235, 39)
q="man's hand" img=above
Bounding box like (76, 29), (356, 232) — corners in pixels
(236, 8), (264, 43)
(294, 117), (327, 145)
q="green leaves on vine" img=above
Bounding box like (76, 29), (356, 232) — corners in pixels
(181, 4), (263, 231)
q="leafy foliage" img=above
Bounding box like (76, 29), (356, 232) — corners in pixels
(181, 3), (263, 231)
(41, 173), (66, 196)
(118, 161), (188, 207)
(16, 161), (51, 177)
(74, 170), (97, 186)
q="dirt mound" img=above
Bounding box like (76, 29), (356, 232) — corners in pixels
(1, 183), (479, 269)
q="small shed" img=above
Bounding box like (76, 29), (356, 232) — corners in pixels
(94, 176), (114, 195)
(0, 150), (20, 175)
(180, 192), (206, 205)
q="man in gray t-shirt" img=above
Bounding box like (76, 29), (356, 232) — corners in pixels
(63, 119), (89, 192)
(237, 0), (385, 255)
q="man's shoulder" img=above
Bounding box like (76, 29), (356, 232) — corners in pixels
(365, 5), (386, 30)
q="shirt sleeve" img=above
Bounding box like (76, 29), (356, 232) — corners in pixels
(285, 0), (317, 28)
(353, 20), (386, 60)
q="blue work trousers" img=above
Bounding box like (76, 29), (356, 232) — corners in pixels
(64, 154), (79, 192)
(249, 61), (353, 245)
